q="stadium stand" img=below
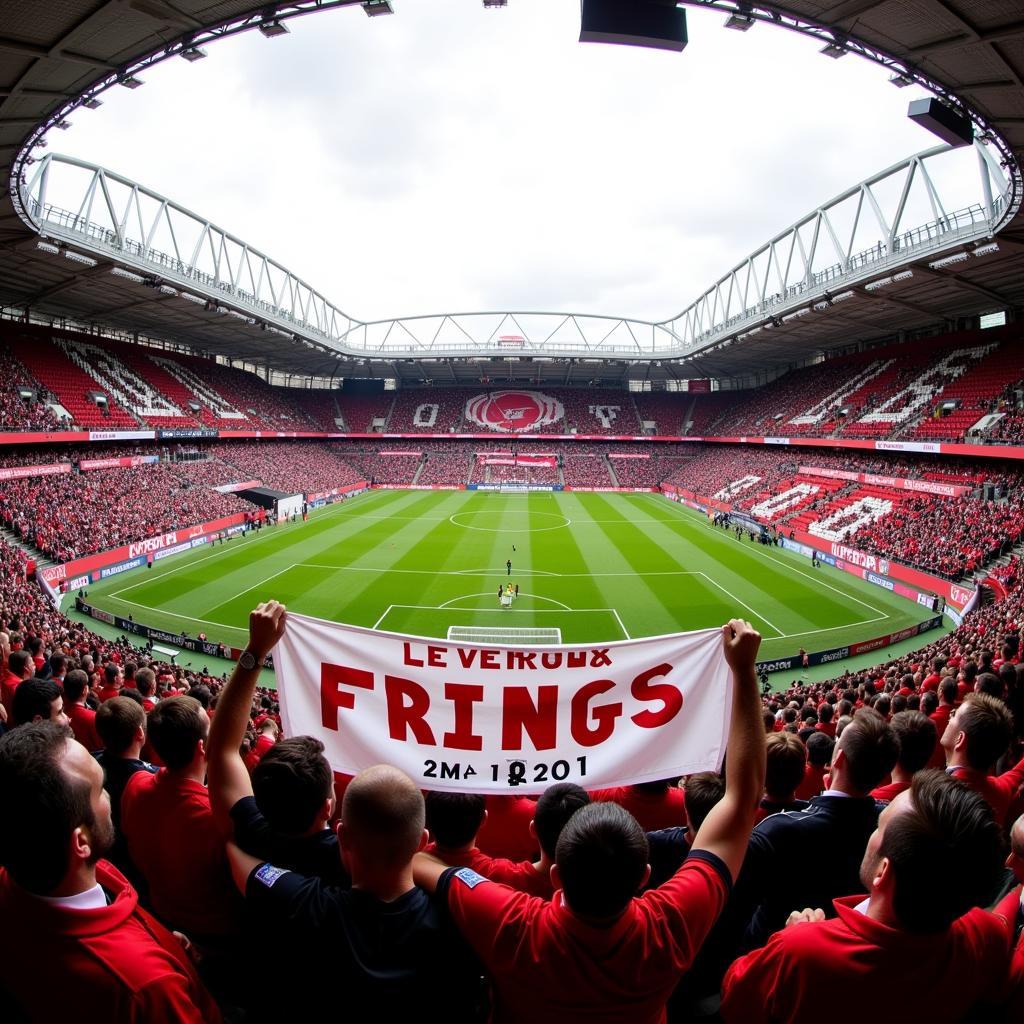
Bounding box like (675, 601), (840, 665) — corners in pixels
(212, 442), (364, 494)
(417, 445), (474, 486)
(335, 391), (395, 432)
(561, 451), (612, 487)
(0, 348), (64, 432)
(8, 330), (140, 429)
(0, 463), (250, 561)
(632, 392), (690, 435)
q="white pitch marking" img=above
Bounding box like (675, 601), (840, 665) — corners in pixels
(108, 494), (374, 598)
(610, 608), (631, 640)
(437, 593), (572, 610)
(372, 605), (395, 630)
(100, 594), (248, 633)
(648, 495), (887, 617)
(298, 562), (701, 578)
(695, 572), (786, 639)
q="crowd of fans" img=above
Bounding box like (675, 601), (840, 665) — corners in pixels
(2, 565), (1024, 1020)
(561, 453), (612, 487)
(1, 418), (1024, 1017)
(0, 350), (63, 432)
(211, 442), (366, 494)
(0, 464), (250, 561)
(849, 492), (1024, 580)
(417, 447), (473, 485)
(3, 324), (1024, 443)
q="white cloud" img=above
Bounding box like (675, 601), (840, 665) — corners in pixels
(52, 0), (949, 324)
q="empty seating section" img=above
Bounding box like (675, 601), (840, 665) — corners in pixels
(912, 343), (1024, 440)
(335, 392), (394, 432)
(299, 390), (344, 432)
(632, 393), (690, 435)
(199, 363), (319, 429)
(9, 332), (139, 429)
(93, 344), (200, 428)
(685, 393), (736, 435)
(836, 339), (994, 439)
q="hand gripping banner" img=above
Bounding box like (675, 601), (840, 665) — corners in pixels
(275, 614), (733, 794)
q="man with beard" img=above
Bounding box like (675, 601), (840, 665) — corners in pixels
(0, 723), (218, 1022)
(720, 771), (1020, 1023)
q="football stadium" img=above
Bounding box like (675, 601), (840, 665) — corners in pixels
(1, 1), (1024, 1020)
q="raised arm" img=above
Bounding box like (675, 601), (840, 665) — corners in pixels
(207, 600), (287, 825)
(689, 618), (766, 882)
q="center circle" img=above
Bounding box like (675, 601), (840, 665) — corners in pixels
(448, 511), (571, 533)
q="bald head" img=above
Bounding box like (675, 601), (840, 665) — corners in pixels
(1009, 813), (1024, 886)
(341, 765), (425, 869)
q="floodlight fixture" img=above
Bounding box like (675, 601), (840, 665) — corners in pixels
(120, 75), (144, 89)
(259, 18), (289, 37)
(929, 252), (970, 270)
(181, 46), (207, 61)
(36, 240), (60, 255)
(820, 42), (847, 59)
(889, 72), (913, 88)
(83, 97), (102, 109)
(111, 267), (146, 283)
(724, 6), (755, 31)
(482, 0), (507, 6)
(64, 250), (97, 267)
(362, 0), (393, 15)
(56, 119), (72, 130)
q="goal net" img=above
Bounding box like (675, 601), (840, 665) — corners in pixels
(447, 626), (562, 645)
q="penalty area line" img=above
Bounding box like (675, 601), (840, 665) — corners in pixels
(649, 495), (887, 618)
(696, 572), (786, 639)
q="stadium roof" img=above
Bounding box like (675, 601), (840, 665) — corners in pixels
(0, 0), (1023, 385)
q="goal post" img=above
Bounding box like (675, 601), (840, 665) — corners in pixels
(447, 625), (562, 645)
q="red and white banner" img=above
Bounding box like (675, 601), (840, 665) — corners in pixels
(305, 481), (369, 503)
(477, 454), (557, 467)
(275, 615), (732, 794)
(0, 462), (72, 481)
(608, 452), (651, 460)
(79, 455), (158, 471)
(797, 465), (972, 497)
(378, 450), (422, 457)
(214, 479), (262, 493)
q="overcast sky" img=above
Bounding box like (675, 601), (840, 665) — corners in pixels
(48, 0), (982, 324)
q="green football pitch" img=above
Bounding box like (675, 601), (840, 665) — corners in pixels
(82, 489), (937, 661)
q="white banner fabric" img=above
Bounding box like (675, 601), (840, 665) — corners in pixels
(275, 614), (733, 794)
